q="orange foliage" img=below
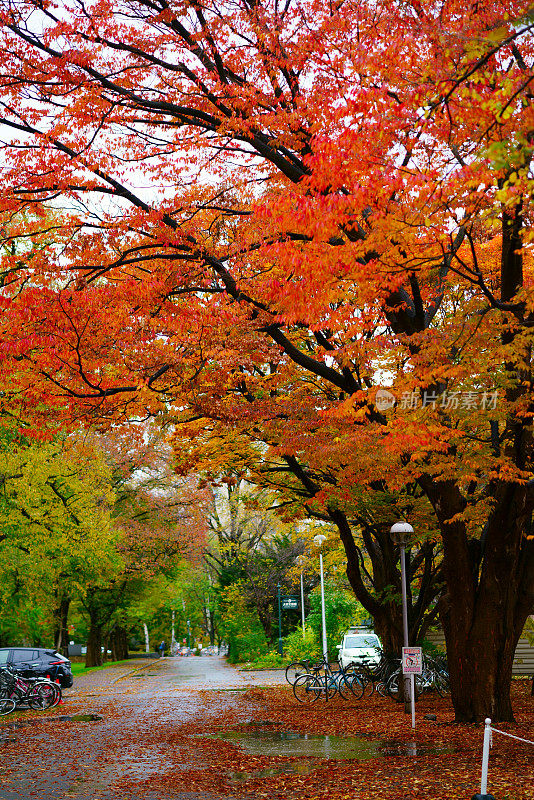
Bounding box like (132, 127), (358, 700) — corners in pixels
(0, 0), (533, 719)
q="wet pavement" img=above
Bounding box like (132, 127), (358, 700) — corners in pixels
(209, 729), (385, 759)
(0, 656), (287, 800)
(2, 658), (526, 800)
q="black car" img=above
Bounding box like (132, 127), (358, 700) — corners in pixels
(0, 647), (74, 687)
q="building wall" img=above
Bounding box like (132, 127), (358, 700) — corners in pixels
(425, 618), (534, 676)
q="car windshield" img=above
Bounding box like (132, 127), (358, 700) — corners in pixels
(0, 650), (8, 664)
(344, 635), (380, 649)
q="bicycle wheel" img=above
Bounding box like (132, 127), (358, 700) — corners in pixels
(27, 683), (57, 710)
(357, 672), (374, 697)
(376, 680), (388, 697)
(0, 698), (15, 715)
(346, 673), (365, 699)
(293, 674), (322, 703)
(334, 674), (356, 700)
(343, 665), (367, 698)
(285, 661), (308, 685)
(42, 681), (62, 707)
(325, 676), (338, 700)
(385, 671), (403, 701)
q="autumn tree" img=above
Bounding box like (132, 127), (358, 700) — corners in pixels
(79, 427), (209, 665)
(206, 482), (308, 642)
(0, 0), (533, 720)
(178, 432), (446, 656)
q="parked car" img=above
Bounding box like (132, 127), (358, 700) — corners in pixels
(0, 647), (74, 687)
(337, 630), (382, 669)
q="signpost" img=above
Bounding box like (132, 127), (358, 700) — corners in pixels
(281, 596), (299, 610)
(402, 646), (422, 729)
(277, 592), (300, 655)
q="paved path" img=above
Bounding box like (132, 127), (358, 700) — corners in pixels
(0, 655), (287, 800)
(66, 655), (286, 695)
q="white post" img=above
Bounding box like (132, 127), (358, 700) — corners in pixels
(410, 673), (415, 729)
(300, 571), (306, 637)
(171, 609), (176, 653)
(319, 552), (328, 663)
(480, 718), (492, 795)
(399, 543), (414, 724)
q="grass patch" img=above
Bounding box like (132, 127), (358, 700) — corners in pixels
(71, 659), (139, 677)
(240, 653), (288, 670)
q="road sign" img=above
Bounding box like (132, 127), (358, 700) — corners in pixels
(402, 646), (423, 674)
(281, 595), (299, 610)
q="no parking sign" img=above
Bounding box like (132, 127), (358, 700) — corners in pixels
(402, 646), (423, 674)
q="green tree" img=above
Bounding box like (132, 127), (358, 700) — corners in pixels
(206, 482), (306, 643)
(306, 585), (366, 662)
(218, 583), (268, 664)
(0, 432), (121, 651)
(80, 429), (210, 664)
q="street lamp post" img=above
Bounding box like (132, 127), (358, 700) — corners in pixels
(390, 521), (415, 725)
(313, 534), (328, 663)
(296, 556), (306, 637)
(277, 583), (283, 656)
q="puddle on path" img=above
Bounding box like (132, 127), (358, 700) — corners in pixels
(210, 730), (454, 760)
(131, 672), (160, 678)
(229, 761), (316, 782)
(205, 688), (249, 692)
(210, 730), (382, 759)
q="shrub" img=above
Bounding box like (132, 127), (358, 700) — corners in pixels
(243, 651), (285, 669)
(218, 583), (268, 664)
(284, 626), (321, 662)
(306, 585), (366, 660)
(420, 637), (446, 656)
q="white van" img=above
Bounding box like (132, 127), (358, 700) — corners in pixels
(337, 630), (382, 669)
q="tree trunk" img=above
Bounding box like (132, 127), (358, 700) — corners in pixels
(206, 607), (215, 646)
(109, 625), (129, 661)
(441, 565), (532, 722)
(85, 623), (104, 667)
(143, 622), (150, 653)
(53, 597), (70, 656)
(373, 603), (405, 656)
(257, 603), (273, 644)
(423, 478), (534, 722)
(441, 596), (526, 722)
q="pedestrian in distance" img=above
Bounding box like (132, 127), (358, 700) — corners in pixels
(159, 640), (166, 657)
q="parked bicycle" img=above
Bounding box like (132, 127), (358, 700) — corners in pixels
(383, 653), (450, 701)
(343, 652), (398, 697)
(0, 665), (61, 710)
(292, 659), (364, 703)
(285, 658), (322, 685)
(289, 649), (450, 704)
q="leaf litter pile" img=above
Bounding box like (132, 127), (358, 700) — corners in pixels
(1, 681), (533, 800)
